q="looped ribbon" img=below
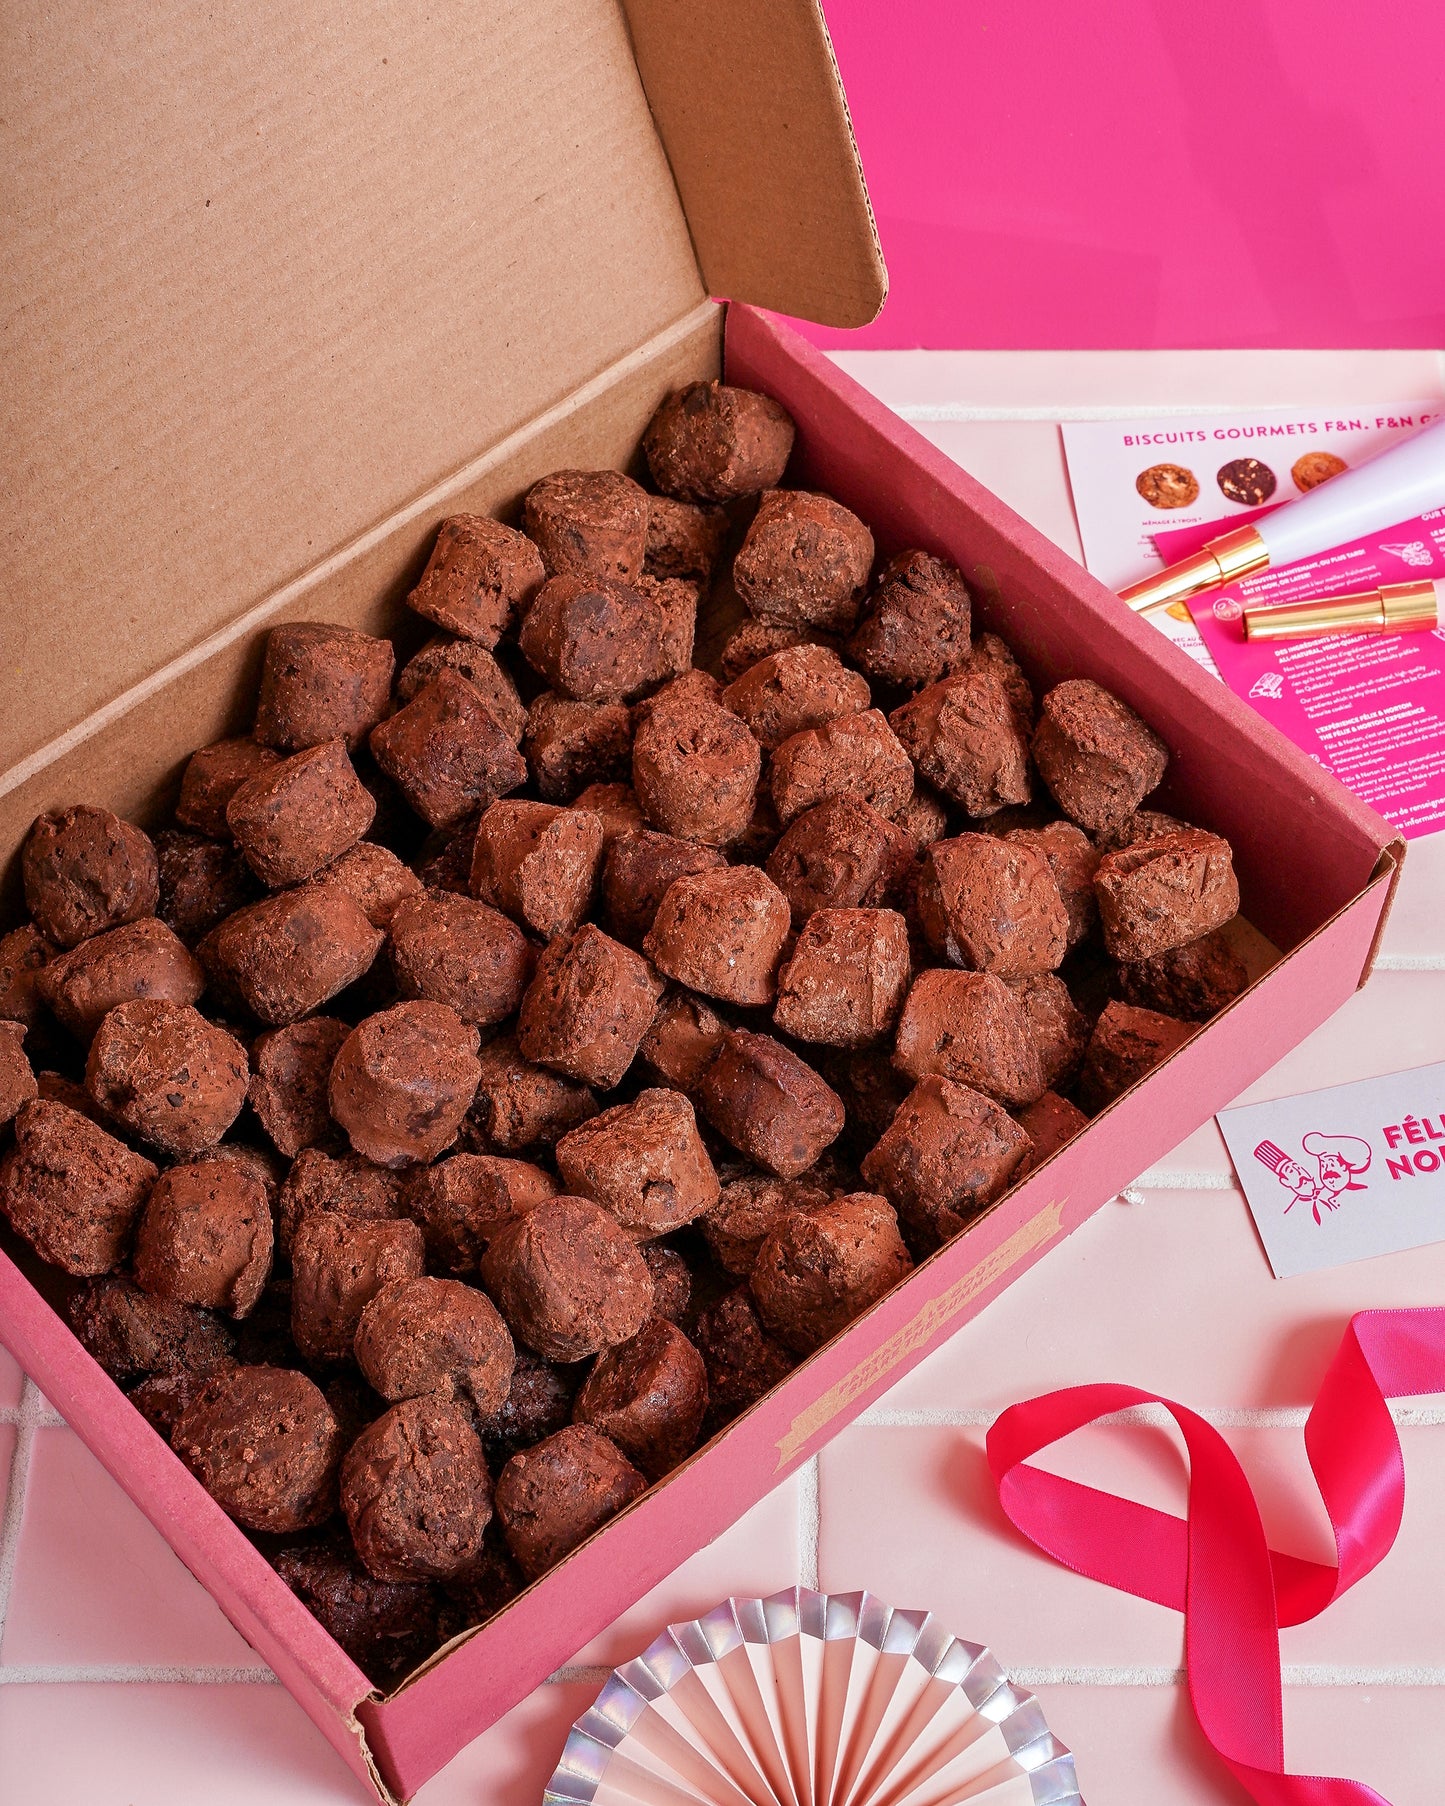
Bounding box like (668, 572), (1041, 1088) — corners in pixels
(987, 1307), (1445, 1803)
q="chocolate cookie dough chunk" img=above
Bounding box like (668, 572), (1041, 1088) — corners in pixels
(1217, 457), (1276, 506)
(644, 866), (791, 1007)
(0, 1021), (37, 1125)
(38, 917), (205, 1040)
(0, 924), (55, 1029)
(276, 1148), (404, 1253)
(273, 1540), (439, 1686)
(751, 1192), (911, 1354)
(1004, 822), (1099, 950)
(773, 908), (910, 1049)
(1115, 926), (1249, 1020)
(405, 514), (546, 645)
(861, 1076), (1031, 1246)
(172, 1365), (342, 1534)
(1076, 1000), (1196, 1111)
(199, 884), (383, 1024)
(637, 991), (726, 1093)
(518, 576), (670, 704)
(226, 738), (376, 889)
(254, 623), (395, 752)
(517, 926), (664, 1089)
(633, 573), (699, 680)
(0, 1101), (154, 1276)
(248, 1018), (349, 1156)
(1094, 807), (1190, 852)
(1094, 829), (1239, 962)
(644, 494), (728, 580)
(893, 970), (1045, 1109)
(355, 1276), (515, 1417)
(888, 656), (1032, 818)
(133, 1155), (273, 1319)
(342, 1396), (493, 1583)
(574, 1318), (709, 1481)
(396, 639), (527, 742)
(290, 1211), (426, 1363)
(915, 834), (1068, 977)
(572, 782), (645, 846)
(766, 798), (917, 926)
(643, 1245), (693, 1324)
(696, 1030), (845, 1179)
(720, 620), (823, 682)
(68, 1275), (234, 1383)
(405, 1153), (557, 1273)
(721, 644), (871, 754)
(467, 1036), (598, 1152)
(330, 1002), (481, 1167)
(632, 693), (761, 847)
(176, 739), (281, 838)
(694, 1288), (795, 1423)
(494, 1424), (645, 1581)
(86, 1000), (248, 1157)
(1292, 451), (1346, 492)
(771, 710), (914, 826)
(733, 490), (874, 632)
(481, 1196), (653, 1362)
(22, 807), (159, 948)
(388, 892), (532, 1028)
(523, 695), (634, 802)
(602, 830), (727, 947)
(155, 831), (259, 943)
(702, 1172), (831, 1277)
(847, 550), (973, 688)
(523, 468), (650, 583)
(315, 846), (419, 934)
(1008, 972), (1089, 1090)
(643, 381), (794, 502)
(1031, 680), (1168, 834)
(370, 673), (528, 831)
(555, 1088), (719, 1239)
(484, 1351), (579, 1465)
(470, 800), (605, 941)
(1135, 463), (1199, 510)
(1017, 1090), (1090, 1172)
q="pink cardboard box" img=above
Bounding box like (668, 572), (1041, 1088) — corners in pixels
(0, 8), (1401, 1802)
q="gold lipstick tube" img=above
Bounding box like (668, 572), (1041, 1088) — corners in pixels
(1242, 579), (1440, 643)
(1118, 524), (1270, 616)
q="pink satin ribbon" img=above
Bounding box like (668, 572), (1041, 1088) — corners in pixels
(987, 1308), (1445, 1803)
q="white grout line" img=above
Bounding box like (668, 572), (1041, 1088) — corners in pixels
(797, 1456), (821, 1593)
(0, 1663), (277, 1685)
(0, 1379), (46, 1656)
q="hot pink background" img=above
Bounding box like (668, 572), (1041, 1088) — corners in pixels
(810, 0), (1445, 349)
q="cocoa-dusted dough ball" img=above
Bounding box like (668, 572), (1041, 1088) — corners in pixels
(915, 834), (1068, 977)
(643, 1245), (693, 1324)
(770, 710), (914, 827)
(1116, 926), (1249, 1021)
(37, 917), (205, 1041)
(253, 623), (394, 753)
(316, 843), (426, 931)
(516, 926), (663, 1090)
(249, 1017), (351, 1157)
(632, 693), (761, 848)
(172, 1364), (343, 1534)
(751, 1192), (911, 1355)
(467, 1035), (598, 1153)
(847, 550), (973, 689)
(0, 923), (56, 1028)
(370, 673), (528, 831)
(644, 382), (795, 502)
(225, 737), (376, 890)
(355, 1275), (515, 1417)
(0, 1020), (37, 1125)
(572, 782), (645, 847)
(133, 1155), (273, 1319)
(67, 1274), (234, 1383)
(522, 468), (650, 583)
(0, 1100), (157, 1274)
(1004, 821), (1099, 950)
(1076, 1000), (1196, 1112)
(404, 513), (546, 646)
(574, 1318), (709, 1481)
(341, 1396), (494, 1583)
(896, 785), (951, 850)
(860, 1075), (1031, 1247)
(720, 621), (828, 682)
(276, 1147), (404, 1253)
(644, 493), (728, 580)
(695, 1030), (845, 1179)
(1031, 679), (1168, 833)
(494, 1423), (645, 1581)
(198, 884), (383, 1025)
(396, 639), (527, 742)
(703, 1171), (833, 1278)
(484, 1351), (579, 1466)
(404, 1153), (557, 1273)
(388, 891), (533, 1028)
(273, 1539), (440, 1687)
(694, 1288), (795, 1424)
(470, 799), (605, 942)
(1009, 972), (1089, 1091)
(155, 830), (260, 943)
(721, 644), (871, 754)
(893, 969), (1044, 1109)
(290, 1210), (426, 1363)
(175, 738), (281, 838)
(632, 572), (698, 680)
(555, 1087), (720, 1239)
(518, 575), (670, 704)
(330, 1001), (482, 1168)
(774, 907), (910, 1048)
(733, 490), (874, 633)
(1094, 829), (1240, 963)
(822, 1045), (911, 1151)
(481, 1196), (654, 1362)
(523, 695), (634, 802)
(86, 1000), (248, 1158)
(889, 655), (1032, 819)
(637, 990), (726, 1093)
(601, 829), (726, 948)
(1017, 1090), (1090, 1173)
(766, 797), (917, 927)
(22, 806), (159, 949)
(644, 866), (791, 1007)
(1095, 807), (1189, 852)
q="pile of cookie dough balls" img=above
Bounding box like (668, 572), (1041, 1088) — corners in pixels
(0, 376), (1249, 1685)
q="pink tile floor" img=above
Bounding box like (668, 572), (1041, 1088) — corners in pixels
(4, 348), (1445, 1802)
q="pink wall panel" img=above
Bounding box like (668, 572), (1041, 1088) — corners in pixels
(813, 0), (1445, 349)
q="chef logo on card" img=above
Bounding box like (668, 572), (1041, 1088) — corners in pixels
(1253, 1133), (1371, 1224)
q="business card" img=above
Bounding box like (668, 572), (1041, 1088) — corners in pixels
(1218, 1061), (1445, 1277)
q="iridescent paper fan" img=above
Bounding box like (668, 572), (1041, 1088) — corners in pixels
(545, 1589), (1080, 1806)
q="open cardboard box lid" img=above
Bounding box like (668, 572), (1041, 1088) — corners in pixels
(2, 0), (884, 776)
